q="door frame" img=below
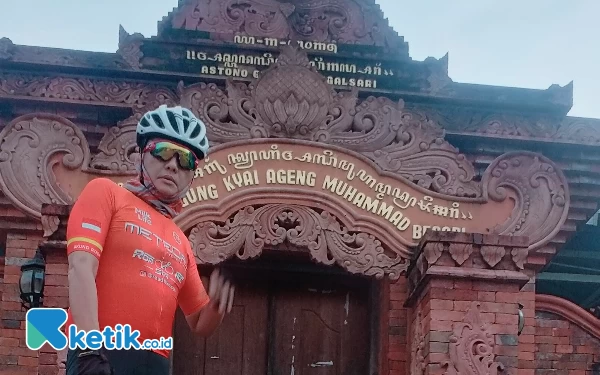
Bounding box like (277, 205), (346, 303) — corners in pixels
(171, 250), (386, 375)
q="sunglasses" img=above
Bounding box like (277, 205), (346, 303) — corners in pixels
(143, 141), (199, 171)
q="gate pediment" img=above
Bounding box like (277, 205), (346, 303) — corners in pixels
(176, 137), (568, 279)
(0, 46), (569, 279)
(159, 0), (409, 56)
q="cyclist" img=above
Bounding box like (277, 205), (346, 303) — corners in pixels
(65, 105), (235, 375)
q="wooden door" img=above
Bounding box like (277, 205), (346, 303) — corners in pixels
(271, 281), (370, 375)
(171, 268), (372, 375)
(172, 279), (270, 375)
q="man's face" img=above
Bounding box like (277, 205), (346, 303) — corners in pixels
(142, 138), (195, 197)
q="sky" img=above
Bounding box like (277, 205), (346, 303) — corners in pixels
(1, 0), (598, 119)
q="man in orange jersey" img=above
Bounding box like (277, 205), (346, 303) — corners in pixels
(65, 105), (235, 375)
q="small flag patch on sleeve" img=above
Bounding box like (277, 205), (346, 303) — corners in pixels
(81, 218), (102, 233)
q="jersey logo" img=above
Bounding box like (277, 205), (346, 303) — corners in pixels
(173, 232), (181, 245)
(135, 208), (152, 225)
(81, 218), (102, 233)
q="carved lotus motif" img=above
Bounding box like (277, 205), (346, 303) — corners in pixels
(254, 64), (331, 137)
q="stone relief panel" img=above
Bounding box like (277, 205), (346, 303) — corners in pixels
(0, 46), (570, 272)
(0, 114), (91, 218)
(442, 302), (505, 375)
(177, 46), (480, 198)
(410, 311), (426, 375)
(407, 103), (600, 145)
(166, 0), (408, 54)
(188, 203), (408, 279)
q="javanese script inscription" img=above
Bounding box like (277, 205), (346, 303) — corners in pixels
(232, 35), (338, 53)
(185, 49), (393, 89)
(179, 140), (514, 245)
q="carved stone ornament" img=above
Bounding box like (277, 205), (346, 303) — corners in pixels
(0, 46), (570, 275)
(0, 73), (178, 110)
(117, 25), (144, 70)
(39, 204), (71, 253)
(0, 37), (15, 60)
(188, 204), (408, 279)
(406, 232), (530, 302)
(410, 311), (426, 375)
(89, 116), (144, 173)
(178, 45), (478, 198)
(0, 114), (91, 218)
(442, 302), (505, 375)
(166, 0), (409, 55)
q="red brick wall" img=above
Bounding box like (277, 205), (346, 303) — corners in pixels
(532, 311), (600, 375)
(388, 278), (408, 375)
(415, 279), (522, 375)
(39, 249), (69, 375)
(1, 232), (44, 374)
(518, 277), (537, 371)
(0, 232), (68, 375)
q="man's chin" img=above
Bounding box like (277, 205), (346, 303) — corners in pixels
(155, 183), (180, 198)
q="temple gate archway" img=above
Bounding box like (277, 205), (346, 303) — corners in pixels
(137, 45), (570, 374)
(0, 15), (573, 375)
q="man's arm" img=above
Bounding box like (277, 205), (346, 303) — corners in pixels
(186, 269), (234, 336)
(66, 178), (115, 332)
(68, 252), (100, 332)
(178, 261), (234, 336)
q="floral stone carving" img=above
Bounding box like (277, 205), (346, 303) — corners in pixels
(442, 301), (505, 375)
(0, 114), (91, 218)
(188, 204), (408, 280)
(0, 47), (570, 271)
(410, 311), (426, 375)
(166, 0), (409, 54)
(178, 45), (481, 198)
(406, 232), (531, 303)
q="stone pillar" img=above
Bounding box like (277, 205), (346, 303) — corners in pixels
(405, 232), (531, 375)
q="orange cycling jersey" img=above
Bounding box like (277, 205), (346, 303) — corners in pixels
(65, 178), (210, 358)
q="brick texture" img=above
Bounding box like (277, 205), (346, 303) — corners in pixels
(387, 278), (408, 375)
(532, 311), (600, 375)
(0, 232), (67, 375)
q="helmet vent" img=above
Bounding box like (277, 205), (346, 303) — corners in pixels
(166, 111), (179, 133)
(182, 118), (191, 132)
(190, 124), (201, 138)
(151, 114), (166, 129)
(139, 117), (151, 129)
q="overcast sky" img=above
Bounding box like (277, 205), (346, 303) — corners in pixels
(1, 0), (598, 119)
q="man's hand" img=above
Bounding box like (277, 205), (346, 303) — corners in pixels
(206, 268), (235, 315)
(189, 268), (235, 336)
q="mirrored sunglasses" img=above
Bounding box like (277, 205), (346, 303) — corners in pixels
(144, 141), (199, 171)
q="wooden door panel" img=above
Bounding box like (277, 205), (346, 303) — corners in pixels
(172, 282), (269, 375)
(272, 285), (370, 375)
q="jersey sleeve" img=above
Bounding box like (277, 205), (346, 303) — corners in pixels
(66, 178), (117, 259)
(178, 247), (211, 316)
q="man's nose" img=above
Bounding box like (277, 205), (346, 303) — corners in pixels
(165, 156), (179, 171)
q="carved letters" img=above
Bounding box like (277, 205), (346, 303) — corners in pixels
(188, 204), (408, 280)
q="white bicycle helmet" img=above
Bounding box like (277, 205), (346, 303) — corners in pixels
(136, 104), (209, 159)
